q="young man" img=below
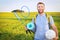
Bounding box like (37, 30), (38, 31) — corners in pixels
(25, 2), (58, 40)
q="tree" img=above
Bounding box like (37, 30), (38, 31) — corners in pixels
(12, 9), (24, 13)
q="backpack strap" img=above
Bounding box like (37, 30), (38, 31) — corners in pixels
(32, 13), (50, 33)
(46, 13), (50, 23)
(35, 13), (50, 23)
(35, 13), (50, 29)
(45, 13), (50, 29)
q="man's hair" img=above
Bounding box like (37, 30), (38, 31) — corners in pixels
(37, 2), (45, 6)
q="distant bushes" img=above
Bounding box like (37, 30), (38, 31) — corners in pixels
(12, 9), (24, 13)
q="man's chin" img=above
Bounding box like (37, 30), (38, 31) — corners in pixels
(38, 10), (44, 13)
(39, 12), (44, 14)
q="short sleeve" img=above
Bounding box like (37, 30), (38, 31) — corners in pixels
(50, 16), (54, 25)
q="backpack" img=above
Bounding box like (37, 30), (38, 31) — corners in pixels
(33, 13), (50, 32)
(26, 13), (50, 33)
(35, 13), (50, 24)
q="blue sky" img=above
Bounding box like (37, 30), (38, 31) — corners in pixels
(0, 0), (60, 12)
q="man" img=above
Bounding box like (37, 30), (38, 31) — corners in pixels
(25, 2), (58, 40)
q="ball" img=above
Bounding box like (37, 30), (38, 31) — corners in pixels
(45, 29), (56, 40)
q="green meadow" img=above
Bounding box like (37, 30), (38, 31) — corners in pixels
(0, 12), (60, 40)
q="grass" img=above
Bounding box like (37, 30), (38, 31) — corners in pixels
(0, 12), (60, 40)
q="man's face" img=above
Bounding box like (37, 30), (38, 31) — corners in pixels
(37, 4), (45, 13)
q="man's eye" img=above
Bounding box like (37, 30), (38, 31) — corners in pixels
(39, 6), (42, 8)
(39, 6), (40, 8)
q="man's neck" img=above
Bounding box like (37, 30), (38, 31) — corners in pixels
(39, 12), (44, 16)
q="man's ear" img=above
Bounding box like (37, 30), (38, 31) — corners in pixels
(44, 6), (45, 10)
(37, 6), (38, 10)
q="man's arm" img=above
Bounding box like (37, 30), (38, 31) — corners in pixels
(51, 24), (58, 40)
(50, 16), (58, 40)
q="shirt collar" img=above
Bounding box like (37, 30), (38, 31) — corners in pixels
(38, 13), (45, 17)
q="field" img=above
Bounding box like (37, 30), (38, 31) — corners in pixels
(0, 12), (60, 40)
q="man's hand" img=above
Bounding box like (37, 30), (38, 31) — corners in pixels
(56, 36), (59, 40)
(53, 36), (59, 40)
(25, 26), (28, 30)
(24, 26), (32, 34)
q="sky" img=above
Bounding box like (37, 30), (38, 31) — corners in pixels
(0, 0), (60, 12)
